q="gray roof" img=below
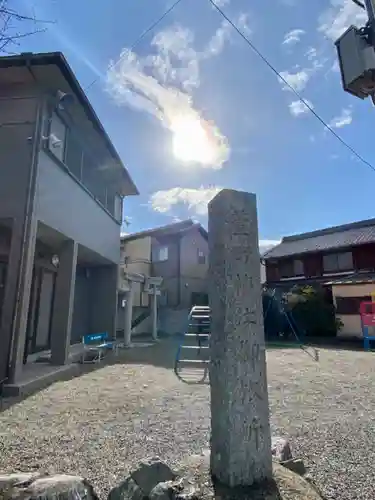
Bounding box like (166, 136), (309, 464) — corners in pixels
(263, 218), (375, 259)
(121, 219), (208, 243)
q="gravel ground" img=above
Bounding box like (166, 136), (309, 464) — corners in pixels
(0, 339), (375, 499)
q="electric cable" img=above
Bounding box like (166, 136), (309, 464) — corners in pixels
(209, 0), (375, 175)
(85, 0), (185, 92)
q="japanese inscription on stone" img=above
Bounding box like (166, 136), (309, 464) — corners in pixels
(208, 189), (273, 488)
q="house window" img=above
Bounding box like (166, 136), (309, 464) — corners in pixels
(82, 151), (107, 205)
(114, 195), (122, 223)
(279, 260), (293, 278)
(65, 132), (83, 180)
(0, 262), (6, 287)
(279, 258), (304, 278)
(294, 259), (304, 276)
(48, 113), (66, 162)
(153, 246), (168, 262)
(197, 249), (206, 264)
(323, 252), (353, 273)
(336, 296), (370, 315)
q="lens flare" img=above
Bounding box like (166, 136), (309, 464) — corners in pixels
(170, 114), (218, 165)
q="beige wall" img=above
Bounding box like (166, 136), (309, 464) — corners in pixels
(121, 236), (151, 275)
(180, 228), (208, 278)
(179, 228), (208, 308)
(332, 283), (375, 339)
(120, 236), (151, 307)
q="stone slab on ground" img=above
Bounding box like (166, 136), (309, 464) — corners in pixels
(108, 458), (178, 500)
(0, 473), (99, 500)
(281, 459), (307, 477)
(107, 477), (144, 500)
(272, 437), (293, 462)
(131, 458), (177, 496)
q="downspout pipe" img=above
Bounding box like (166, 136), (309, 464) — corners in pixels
(7, 59), (44, 379)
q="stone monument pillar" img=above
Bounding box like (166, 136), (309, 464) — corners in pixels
(124, 283), (134, 347)
(151, 287), (158, 341)
(208, 189), (272, 488)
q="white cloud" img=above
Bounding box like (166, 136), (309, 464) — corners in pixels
(279, 69), (311, 92)
(318, 0), (367, 41)
(283, 29), (305, 46)
(106, 21), (235, 169)
(331, 59), (340, 73)
(237, 12), (252, 36)
(305, 47), (317, 61)
(212, 0), (231, 7)
(289, 99), (313, 116)
(149, 186), (222, 215)
(148, 25), (200, 91)
(329, 107), (353, 128)
(202, 20), (233, 58)
(259, 239), (281, 254)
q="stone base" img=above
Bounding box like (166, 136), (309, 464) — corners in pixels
(175, 451), (323, 500)
(109, 453), (323, 500)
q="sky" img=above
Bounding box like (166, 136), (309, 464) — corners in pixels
(12, 0), (375, 253)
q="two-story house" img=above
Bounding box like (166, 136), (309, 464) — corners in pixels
(0, 52), (138, 393)
(119, 219), (208, 336)
(263, 218), (375, 338)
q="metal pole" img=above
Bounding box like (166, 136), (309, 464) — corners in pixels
(152, 287), (158, 341)
(364, 0), (375, 25)
(364, 0), (375, 46)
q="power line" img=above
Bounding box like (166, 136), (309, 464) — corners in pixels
(209, 0), (375, 175)
(85, 0), (185, 92)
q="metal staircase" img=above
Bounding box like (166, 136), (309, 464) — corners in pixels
(174, 305), (211, 384)
(131, 308), (150, 330)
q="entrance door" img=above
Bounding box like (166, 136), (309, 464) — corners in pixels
(0, 261), (7, 327)
(191, 292), (209, 307)
(34, 270), (55, 352)
(24, 268), (56, 361)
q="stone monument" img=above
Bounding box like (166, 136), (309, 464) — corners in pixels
(208, 188), (273, 488)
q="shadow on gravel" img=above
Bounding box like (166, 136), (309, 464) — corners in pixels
(0, 336), (180, 412)
(0, 334), (368, 412)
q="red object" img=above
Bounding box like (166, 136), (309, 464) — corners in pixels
(360, 301), (375, 326)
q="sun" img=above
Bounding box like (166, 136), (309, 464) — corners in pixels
(170, 114), (217, 165)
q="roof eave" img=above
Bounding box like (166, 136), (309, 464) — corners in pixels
(263, 241), (373, 260)
(0, 52), (139, 197)
(120, 220), (200, 243)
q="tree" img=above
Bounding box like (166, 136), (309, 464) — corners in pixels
(285, 285), (341, 338)
(0, 1), (48, 54)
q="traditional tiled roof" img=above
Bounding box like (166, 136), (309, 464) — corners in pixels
(121, 220), (208, 243)
(263, 218), (375, 259)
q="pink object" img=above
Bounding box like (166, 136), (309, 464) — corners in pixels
(360, 302), (375, 327)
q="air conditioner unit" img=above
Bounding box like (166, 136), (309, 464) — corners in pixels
(335, 25), (375, 100)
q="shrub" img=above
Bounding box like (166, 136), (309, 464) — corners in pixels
(285, 285), (340, 337)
